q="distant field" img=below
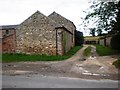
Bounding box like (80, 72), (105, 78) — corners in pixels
(84, 36), (102, 41)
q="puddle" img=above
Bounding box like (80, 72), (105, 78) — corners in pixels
(14, 70), (32, 74)
(82, 73), (100, 76)
(82, 72), (110, 77)
(79, 67), (89, 73)
(88, 56), (97, 60)
(76, 64), (83, 67)
(82, 72), (92, 75)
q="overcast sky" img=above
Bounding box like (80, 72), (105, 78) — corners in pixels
(0, 0), (92, 36)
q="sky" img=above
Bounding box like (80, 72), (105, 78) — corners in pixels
(0, 0), (92, 36)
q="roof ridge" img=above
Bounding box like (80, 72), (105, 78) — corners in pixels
(20, 10), (46, 25)
(48, 11), (73, 23)
(20, 10), (62, 28)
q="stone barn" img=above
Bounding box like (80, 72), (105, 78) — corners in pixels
(16, 11), (76, 55)
(48, 12), (75, 53)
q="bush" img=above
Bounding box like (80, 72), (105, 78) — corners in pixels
(112, 59), (120, 69)
(111, 34), (120, 50)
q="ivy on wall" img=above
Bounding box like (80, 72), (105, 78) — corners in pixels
(63, 31), (67, 54)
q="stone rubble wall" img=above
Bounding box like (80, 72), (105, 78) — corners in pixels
(57, 29), (63, 55)
(57, 29), (73, 55)
(1, 11), (76, 55)
(99, 39), (105, 46)
(16, 11), (58, 55)
(106, 37), (112, 47)
(48, 12), (75, 47)
(48, 12), (76, 33)
(0, 30), (2, 53)
(2, 30), (16, 53)
(99, 37), (112, 47)
(0, 39), (1, 53)
(0, 30), (2, 38)
(65, 31), (73, 53)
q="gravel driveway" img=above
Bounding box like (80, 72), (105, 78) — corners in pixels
(2, 45), (119, 80)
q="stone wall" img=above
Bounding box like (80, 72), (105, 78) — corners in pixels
(0, 38), (2, 53)
(16, 11), (59, 55)
(99, 39), (105, 46)
(106, 37), (112, 47)
(56, 28), (63, 55)
(0, 30), (2, 38)
(48, 12), (75, 47)
(0, 30), (2, 53)
(1, 11), (76, 55)
(56, 28), (73, 55)
(64, 31), (73, 53)
(99, 37), (112, 47)
(2, 30), (16, 53)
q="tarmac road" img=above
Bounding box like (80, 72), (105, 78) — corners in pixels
(2, 74), (118, 88)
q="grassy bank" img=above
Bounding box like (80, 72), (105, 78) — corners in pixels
(112, 59), (120, 69)
(83, 46), (91, 57)
(95, 45), (120, 56)
(2, 46), (82, 62)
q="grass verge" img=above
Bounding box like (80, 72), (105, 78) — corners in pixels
(2, 46), (82, 62)
(95, 45), (120, 56)
(112, 59), (120, 69)
(0, 54), (2, 62)
(83, 46), (91, 57)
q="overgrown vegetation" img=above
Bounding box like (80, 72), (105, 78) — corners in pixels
(83, 46), (92, 56)
(95, 45), (120, 56)
(82, 1), (120, 35)
(63, 31), (67, 53)
(112, 59), (120, 69)
(2, 46), (82, 62)
(110, 34), (120, 50)
(75, 30), (84, 46)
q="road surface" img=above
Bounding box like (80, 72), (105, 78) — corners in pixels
(2, 74), (118, 88)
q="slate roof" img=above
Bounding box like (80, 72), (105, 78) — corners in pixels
(20, 11), (62, 28)
(48, 11), (76, 28)
(0, 25), (18, 30)
(0, 11), (75, 31)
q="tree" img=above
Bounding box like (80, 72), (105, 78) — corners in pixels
(110, 34), (120, 49)
(83, 1), (119, 35)
(82, 0), (120, 50)
(75, 30), (84, 46)
(97, 29), (102, 36)
(110, 1), (120, 50)
(90, 28), (96, 36)
(111, 1), (120, 34)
